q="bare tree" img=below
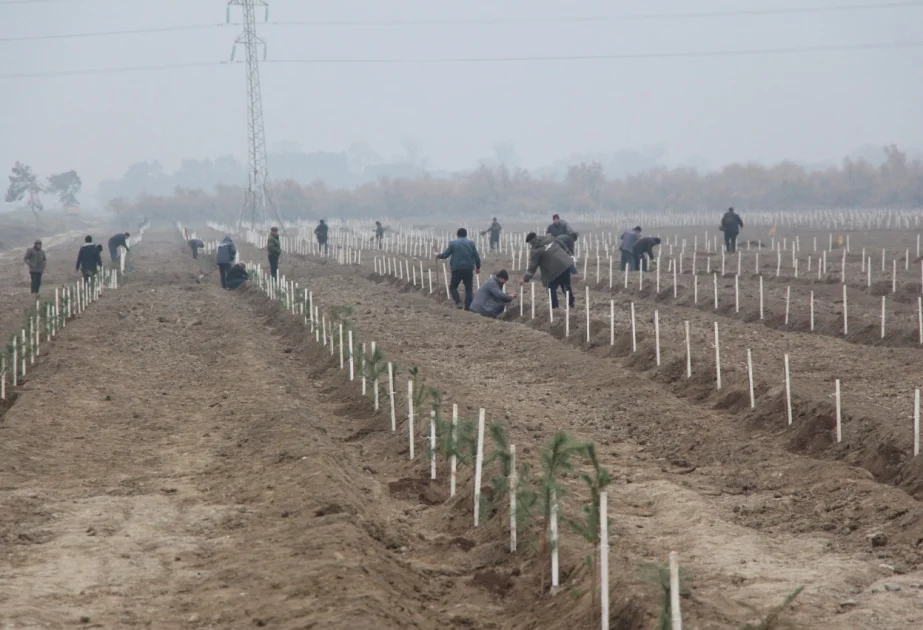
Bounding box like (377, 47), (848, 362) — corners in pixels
(5, 162), (44, 219)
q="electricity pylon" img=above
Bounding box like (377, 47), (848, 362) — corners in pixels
(227, 0), (281, 229)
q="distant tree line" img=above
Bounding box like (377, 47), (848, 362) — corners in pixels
(103, 145), (922, 223)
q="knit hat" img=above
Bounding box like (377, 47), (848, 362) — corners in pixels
(496, 270), (509, 281)
(525, 232), (537, 243)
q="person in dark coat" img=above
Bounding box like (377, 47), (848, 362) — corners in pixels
(24, 240), (46, 294)
(554, 232), (580, 304)
(216, 236), (237, 289)
(75, 235), (102, 281)
(314, 220), (329, 255)
(188, 238), (204, 259)
(632, 237), (661, 272)
(481, 218), (502, 252)
(267, 227), (282, 279)
(619, 226), (642, 272)
(720, 207), (744, 253)
(546, 213), (574, 238)
(108, 232), (130, 263)
(436, 228), (481, 310)
(470, 270), (516, 318)
(373, 221), (386, 249)
(521, 232), (575, 309)
(225, 263), (249, 290)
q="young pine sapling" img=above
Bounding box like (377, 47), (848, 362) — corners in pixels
(566, 443), (612, 628)
(538, 431), (585, 592)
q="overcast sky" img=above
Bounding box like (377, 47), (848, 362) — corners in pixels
(1, 0), (921, 192)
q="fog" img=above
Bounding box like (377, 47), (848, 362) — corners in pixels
(1, 0), (921, 202)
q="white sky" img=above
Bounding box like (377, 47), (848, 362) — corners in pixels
(1, 0), (921, 191)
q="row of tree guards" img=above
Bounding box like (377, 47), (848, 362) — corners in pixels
(368, 253), (923, 345)
(206, 221), (923, 347)
(378, 256), (922, 456)
(233, 248), (688, 630)
(199, 222), (923, 456)
(1, 222), (150, 401)
(208, 218), (922, 277)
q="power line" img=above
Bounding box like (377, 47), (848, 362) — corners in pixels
(272, 1), (923, 26)
(0, 0), (82, 4)
(0, 61), (231, 79)
(265, 40), (923, 64)
(2, 2), (923, 42)
(1, 40), (920, 79)
(0, 24), (225, 43)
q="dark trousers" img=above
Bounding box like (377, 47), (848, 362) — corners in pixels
(318, 240), (328, 256)
(639, 255), (649, 272)
(218, 263), (231, 288)
(450, 269), (474, 309)
(548, 271), (574, 309)
(724, 232), (738, 253)
(620, 249), (638, 272)
(29, 271), (42, 294)
(109, 246), (119, 263)
(268, 255), (279, 279)
(489, 238), (499, 251)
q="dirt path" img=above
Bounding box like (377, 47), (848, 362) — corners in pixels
(0, 233), (456, 629)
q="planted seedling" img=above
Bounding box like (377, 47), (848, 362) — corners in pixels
(539, 431), (585, 592)
(640, 562), (692, 630)
(566, 443), (612, 628)
(738, 586), (804, 630)
(364, 346), (387, 407)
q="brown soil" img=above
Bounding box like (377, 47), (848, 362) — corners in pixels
(2, 227), (922, 629)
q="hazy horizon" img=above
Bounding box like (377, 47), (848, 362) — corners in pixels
(2, 0), (922, 196)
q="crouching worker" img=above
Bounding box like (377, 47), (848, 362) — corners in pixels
(224, 263), (249, 290)
(470, 269), (516, 318)
(188, 239), (204, 259)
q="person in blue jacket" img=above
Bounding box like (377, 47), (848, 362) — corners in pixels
(470, 270), (516, 318)
(435, 227), (481, 310)
(216, 236), (237, 289)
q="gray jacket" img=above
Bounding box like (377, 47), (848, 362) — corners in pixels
(619, 230), (641, 252)
(437, 238), (481, 271)
(523, 235), (573, 286)
(24, 247), (46, 273)
(216, 237), (237, 264)
(555, 234), (576, 256)
(470, 276), (513, 317)
(546, 220), (574, 238)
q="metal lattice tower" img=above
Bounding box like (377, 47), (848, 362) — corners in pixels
(228, 0), (279, 228)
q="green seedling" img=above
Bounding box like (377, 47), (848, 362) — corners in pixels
(640, 562), (692, 630)
(538, 431), (585, 593)
(364, 346), (387, 399)
(566, 443), (612, 628)
(739, 586), (804, 630)
(408, 366), (429, 419)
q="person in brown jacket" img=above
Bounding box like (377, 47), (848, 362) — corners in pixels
(521, 232), (575, 309)
(24, 240), (46, 294)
